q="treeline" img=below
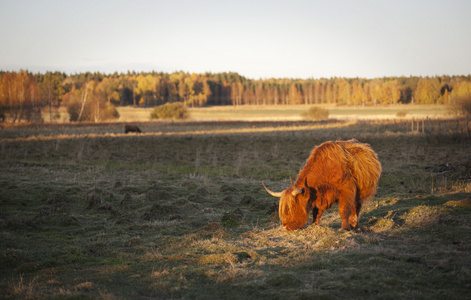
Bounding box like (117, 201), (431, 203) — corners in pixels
(1, 70), (471, 122)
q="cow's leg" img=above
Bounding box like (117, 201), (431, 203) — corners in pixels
(338, 189), (356, 230)
(349, 201), (362, 229)
(348, 190), (362, 229)
(339, 208), (352, 230)
(348, 203), (359, 229)
(312, 207), (324, 225)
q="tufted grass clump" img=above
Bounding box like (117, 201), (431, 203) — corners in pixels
(301, 106), (329, 120)
(396, 110), (407, 117)
(150, 102), (189, 120)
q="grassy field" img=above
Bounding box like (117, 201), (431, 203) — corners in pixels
(44, 104), (448, 123)
(115, 104), (448, 122)
(1, 120), (470, 299)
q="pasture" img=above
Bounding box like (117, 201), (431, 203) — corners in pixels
(1, 120), (470, 299)
(116, 104), (448, 122)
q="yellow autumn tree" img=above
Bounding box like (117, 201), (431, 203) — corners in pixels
(136, 75), (156, 106)
(288, 83), (303, 104)
(414, 78), (441, 104)
(450, 81), (471, 116)
(0, 71), (41, 123)
(378, 80), (401, 105)
(97, 78), (120, 105)
(336, 79), (351, 105)
(63, 80), (119, 122)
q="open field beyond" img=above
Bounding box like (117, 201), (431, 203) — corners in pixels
(41, 104), (449, 123)
(1, 120), (470, 299)
(116, 105), (449, 122)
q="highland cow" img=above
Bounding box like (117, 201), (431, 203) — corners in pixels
(125, 124), (142, 133)
(263, 139), (381, 231)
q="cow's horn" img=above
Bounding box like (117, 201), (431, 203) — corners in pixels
(290, 177), (303, 195)
(262, 182), (283, 198)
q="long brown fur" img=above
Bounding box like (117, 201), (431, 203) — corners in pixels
(269, 139), (381, 231)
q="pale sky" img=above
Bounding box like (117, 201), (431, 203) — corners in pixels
(1, 0), (470, 79)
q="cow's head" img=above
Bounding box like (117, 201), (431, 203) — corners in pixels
(263, 178), (315, 230)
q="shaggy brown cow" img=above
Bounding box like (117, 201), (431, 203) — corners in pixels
(124, 124), (142, 133)
(263, 139), (381, 231)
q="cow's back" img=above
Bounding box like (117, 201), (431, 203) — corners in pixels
(338, 140), (382, 202)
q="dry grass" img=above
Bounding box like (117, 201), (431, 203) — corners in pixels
(0, 120), (353, 143)
(0, 120), (470, 299)
(116, 104), (448, 121)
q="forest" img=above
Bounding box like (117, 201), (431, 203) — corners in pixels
(0, 70), (471, 123)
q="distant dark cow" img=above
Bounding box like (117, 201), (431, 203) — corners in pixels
(125, 124), (142, 134)
(263, 139), (381, 231)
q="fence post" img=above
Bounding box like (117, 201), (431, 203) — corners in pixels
(422, 119), (425, 133)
